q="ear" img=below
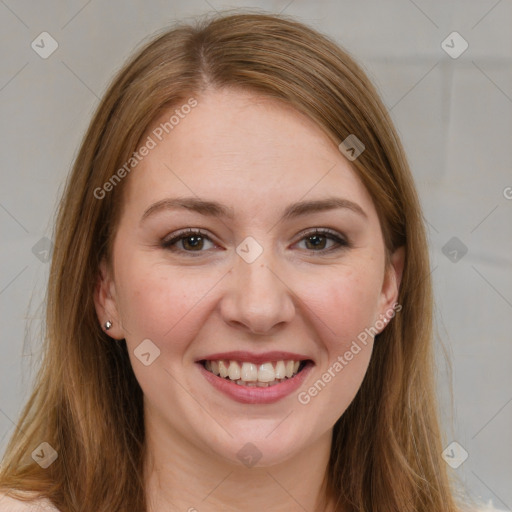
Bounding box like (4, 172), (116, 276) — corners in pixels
(376, 246), (405, 329)
(93, 258), (125, 340)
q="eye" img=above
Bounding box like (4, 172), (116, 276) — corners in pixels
(294, 228), (349, 253)
(161, 227), (349, 256)
(161, 228), (216, 254)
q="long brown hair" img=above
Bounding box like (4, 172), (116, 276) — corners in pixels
(0, 12), (461, 512)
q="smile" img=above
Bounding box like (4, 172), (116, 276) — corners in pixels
(203, 359), (306, 387)
(197, 354), (314, 404)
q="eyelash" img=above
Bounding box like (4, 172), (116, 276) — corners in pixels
(160, 228), (349, 256)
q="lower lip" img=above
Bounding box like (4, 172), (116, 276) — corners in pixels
(197, 362), (314, 404)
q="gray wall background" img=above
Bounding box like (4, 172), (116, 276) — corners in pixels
(0, 0), (511, 508)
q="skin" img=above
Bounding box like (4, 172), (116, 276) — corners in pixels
(94, 88), (404, 512)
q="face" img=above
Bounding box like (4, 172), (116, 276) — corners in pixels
(94, 88), (403, 467)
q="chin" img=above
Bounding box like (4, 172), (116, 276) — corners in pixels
(201, 424), (313, 469)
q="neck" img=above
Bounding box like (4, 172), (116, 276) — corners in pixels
(143, 411), (338, 512)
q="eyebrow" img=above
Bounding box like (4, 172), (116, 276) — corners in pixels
(140, 196), (367, 224)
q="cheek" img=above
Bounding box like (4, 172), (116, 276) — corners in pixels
(292, 260), (382, 416)
(114, 255), (219, 353)
(298, 261), (383, 342)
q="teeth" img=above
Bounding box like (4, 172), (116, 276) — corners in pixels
(204, 359), (305, 385)
(285, 360), (294, 378)
(240, 362), (258, 382)
(258, 362), (275, 382)
(234, 378), (283, 387)
(275, 360), (286, 379)
(228, 361), (241, 380)
(218, 360), (228, 378)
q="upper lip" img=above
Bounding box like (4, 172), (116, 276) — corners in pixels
(196, 351), (313, 365)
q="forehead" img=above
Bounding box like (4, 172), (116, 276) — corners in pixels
(122, 88), (377, 223)
(143, 88), (336, 164)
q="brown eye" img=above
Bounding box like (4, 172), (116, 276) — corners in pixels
(180, 234), (205, 251)
(295, 229), (349, 253)
(304, 234), (329, 250)
(161, 229), (215, 253)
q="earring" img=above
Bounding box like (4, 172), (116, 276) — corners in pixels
(104, 320), (112, 331)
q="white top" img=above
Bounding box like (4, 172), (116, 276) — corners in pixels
(0, 493), (507, 511)
(0, 493), (58, 511)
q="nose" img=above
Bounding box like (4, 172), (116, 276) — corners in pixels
(219, 252), (296, 335)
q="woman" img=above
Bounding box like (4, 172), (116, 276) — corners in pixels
(0, 12), (501, 512)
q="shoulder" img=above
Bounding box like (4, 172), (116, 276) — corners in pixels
(0, 492), (59, 511)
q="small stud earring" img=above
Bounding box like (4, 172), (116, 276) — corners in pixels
(104, 320), (112, 331)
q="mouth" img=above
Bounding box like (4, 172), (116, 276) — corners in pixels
(200, 359), (310, 387)
(196, 353), (314, 404)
